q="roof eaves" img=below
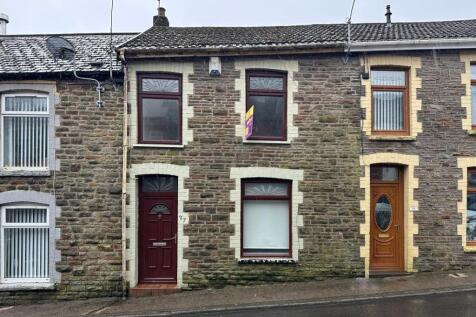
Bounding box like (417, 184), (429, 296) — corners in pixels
(118, 41), (346, 58)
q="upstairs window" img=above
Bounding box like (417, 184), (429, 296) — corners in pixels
(371, 69), (409, 135)
(1, 94), (49, 170)
(241, 179), (291, 257)
(471, 64), (476, 129)
(1, 206), (50, 283)
(138, 73), (182, 144)
(246, 70), (287, 141)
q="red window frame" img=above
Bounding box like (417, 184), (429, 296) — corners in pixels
(137, 72), (182, 145)
(241, 178), (292, 258)
(371, 67), (410, 136)
(246, 70), (287, 141)
(467, 168), (476, 246)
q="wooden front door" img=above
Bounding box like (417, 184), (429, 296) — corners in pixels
(370, 165), (404, 272)
(139, 175), (178, 283)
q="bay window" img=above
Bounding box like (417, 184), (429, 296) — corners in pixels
(241, 179), (291, 257)
(1, 206), (50, 283)
(371, 69), (409, 135)
(246, 70), (287, 141)
(138, 73), (182, 144)
(1, 94), (49, 169)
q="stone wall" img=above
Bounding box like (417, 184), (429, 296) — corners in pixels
(0, 80), (124, 304)
(127, 55), (364, 289)
(361, 50), (476, 272)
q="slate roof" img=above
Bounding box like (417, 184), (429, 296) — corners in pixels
(118, 19), (476, 52)
(0, 33), (137, 74)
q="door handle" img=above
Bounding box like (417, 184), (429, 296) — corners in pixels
(395, 224), (400, 232)
(161, 234), (177, 244)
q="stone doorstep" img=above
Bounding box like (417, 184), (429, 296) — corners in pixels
(128, 284), (180, 298)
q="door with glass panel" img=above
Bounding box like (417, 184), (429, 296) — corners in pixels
(138, 175), (178, 283)
(370, 165), (404, 272)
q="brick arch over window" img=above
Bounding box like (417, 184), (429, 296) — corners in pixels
(0, 190), (61, 290)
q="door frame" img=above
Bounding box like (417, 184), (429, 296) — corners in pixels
(360, 153), (420, 278)
(369, 164), (405, 273)
(138, 177), (178, 284)
(124, 163), (190, 289)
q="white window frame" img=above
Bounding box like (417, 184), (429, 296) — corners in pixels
(0, 205), (51, 284)
(0, 93), (50, 172)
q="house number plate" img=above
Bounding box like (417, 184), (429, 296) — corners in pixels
(152, 242), (167, 247)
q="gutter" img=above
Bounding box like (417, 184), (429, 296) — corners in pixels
(349, 38), (476, 52)
(119, 49), (129, 299)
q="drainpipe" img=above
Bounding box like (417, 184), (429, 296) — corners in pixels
(119, 49), (129, 299)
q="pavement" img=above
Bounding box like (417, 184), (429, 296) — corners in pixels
(2, 270), (476, 317)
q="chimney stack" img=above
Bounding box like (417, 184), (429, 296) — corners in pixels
(0, 13), (9, 35)
(385, 5), (392, 27)
(153, 6), (170, 27)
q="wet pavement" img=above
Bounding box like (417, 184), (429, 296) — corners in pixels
(1, 270), (476, 317)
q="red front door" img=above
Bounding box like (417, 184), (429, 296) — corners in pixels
(139, 176), (178, 283)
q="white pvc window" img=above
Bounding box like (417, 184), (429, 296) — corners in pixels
(1, 206), (50, 283)
(1, 94), (49, 170)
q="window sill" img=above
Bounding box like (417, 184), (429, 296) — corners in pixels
(0, 282), (55, 292)
(243, 140), (291, 145)
(238, 258), (296, 265)
(463, 246), (476, 253)
(132, 144), (185, 149)
(0, 170), (50, 177)
(368, 135), (416, 142)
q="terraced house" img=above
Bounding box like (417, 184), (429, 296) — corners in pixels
(2, 5), (476, 302)
(0, 15), (136, 303)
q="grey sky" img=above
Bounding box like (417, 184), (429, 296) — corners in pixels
(2, 0), (476, 35)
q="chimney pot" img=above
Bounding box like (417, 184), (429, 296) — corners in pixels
(153, 7), (169, 27)
(385, 5), (392, 26)
(0, 13), (9, 35)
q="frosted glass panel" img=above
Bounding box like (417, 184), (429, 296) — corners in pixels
(471, 65), (476, 80)
(142, 175), (178, 192)
(243, 200), (289, 252)
(250, 76), (284, 91)
(373, 91), (404, 131)
(244, 182), (288, 196)
(142, 78), (179, 93)
(371, 70), (406, 86)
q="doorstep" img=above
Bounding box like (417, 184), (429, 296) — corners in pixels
(369, 270), (414, 278)
(128, 283), (181, 297)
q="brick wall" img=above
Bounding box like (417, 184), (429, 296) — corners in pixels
(0, 81), (124, 304)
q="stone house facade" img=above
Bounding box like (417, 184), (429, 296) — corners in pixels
(2, 6), (476, 302)
(116, 8), (476, 293)
(0, 33), (135, 304)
